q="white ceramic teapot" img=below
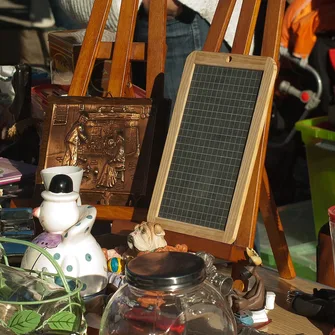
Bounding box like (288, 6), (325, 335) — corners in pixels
(21, 174), (108, 297)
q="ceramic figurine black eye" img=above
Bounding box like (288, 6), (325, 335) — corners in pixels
(49, 174), (73, 193)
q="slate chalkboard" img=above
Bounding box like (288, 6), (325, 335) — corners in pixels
(148, 52), (277, 244)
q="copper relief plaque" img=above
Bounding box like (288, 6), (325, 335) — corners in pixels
(38, 97), (154, 206)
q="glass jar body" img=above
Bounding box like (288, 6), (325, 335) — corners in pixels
(100, 280), (237, 335)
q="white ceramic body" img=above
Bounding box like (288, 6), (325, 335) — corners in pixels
(41, 166), (83, 205)
(21, 205), (108, 297)
(36, 191), (80, 233)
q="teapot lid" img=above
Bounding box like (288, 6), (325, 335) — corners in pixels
(125, 252), (206, 291)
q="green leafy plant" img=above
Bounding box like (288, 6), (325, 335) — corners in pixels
(0, 237), (86, 335)
(47, 311), (76, 331)
(0, 273), (13, 300)
(8, 310), (41, 335)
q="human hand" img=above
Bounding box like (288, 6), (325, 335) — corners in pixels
(142, 0), (183, 17)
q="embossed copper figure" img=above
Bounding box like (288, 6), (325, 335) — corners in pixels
(62, 112), (89, 166)
(97, 133), (125, 188)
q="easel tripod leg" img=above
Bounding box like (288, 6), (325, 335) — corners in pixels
(260, 170), (296, 279)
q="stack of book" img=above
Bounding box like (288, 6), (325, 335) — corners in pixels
(0, 157), (36, 187)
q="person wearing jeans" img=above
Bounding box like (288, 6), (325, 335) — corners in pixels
(133, 3), (230, 110)
(57, 0), (242, 107)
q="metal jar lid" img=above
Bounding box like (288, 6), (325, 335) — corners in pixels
(125, 252), (206, 291)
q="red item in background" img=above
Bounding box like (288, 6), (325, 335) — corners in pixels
(329, 50), (335, 71)
(329, 205), (335, 223)
(31, 84), (68, 121)
(300, 91), (310, 103)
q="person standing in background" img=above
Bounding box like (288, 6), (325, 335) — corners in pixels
(57, 0), (244, 108)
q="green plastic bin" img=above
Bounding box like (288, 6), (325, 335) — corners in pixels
(260, 241), (317, 281)
(296, 117), (335, 237)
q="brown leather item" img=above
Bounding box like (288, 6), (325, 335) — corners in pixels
(317, 224), (335, 287)
(48, 31), (145, 95)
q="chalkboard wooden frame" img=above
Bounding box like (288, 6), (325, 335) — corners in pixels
(148, 51), (277, 244)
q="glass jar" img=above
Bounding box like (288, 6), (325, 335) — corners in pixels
(100, 252), (237, 335)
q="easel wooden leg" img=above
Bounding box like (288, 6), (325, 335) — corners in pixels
(259, 170), (296, 279)
(235, 144), (264, 250)
(238, 128), (295, 279)
(202, 0), (295, 278)
(257, 0), (295, 279)
(68, 0), (113, 97)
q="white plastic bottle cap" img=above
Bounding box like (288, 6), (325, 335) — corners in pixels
(265, 291), (276, 310)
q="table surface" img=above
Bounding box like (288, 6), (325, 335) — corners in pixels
(247, 267), (332, 334)
(10, 200), (332, 334)
(87, 266), (333, 335)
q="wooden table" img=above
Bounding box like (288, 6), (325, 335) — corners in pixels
(245, 267), (332, 334)
(9, 199), (333, 333)
(87, 266), (333, 335)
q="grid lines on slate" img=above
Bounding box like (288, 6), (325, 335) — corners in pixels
(159, 64), (263, 231)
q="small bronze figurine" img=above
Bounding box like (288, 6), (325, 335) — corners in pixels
(231, 248), (266, 312)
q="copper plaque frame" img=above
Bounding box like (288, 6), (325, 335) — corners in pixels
(38, 96), (155, 206)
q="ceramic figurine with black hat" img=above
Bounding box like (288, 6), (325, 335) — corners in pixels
(21, 172), (108, 297)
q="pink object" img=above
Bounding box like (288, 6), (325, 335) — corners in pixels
(328, 206), (335, 222)
(32, 207), (40, 218)
(329, 49), (335, 71)
(0, 157), (36, 186)
(107, 249), (122, 260)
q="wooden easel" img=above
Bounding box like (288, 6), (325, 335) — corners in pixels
(68, 0), (167, 99)
(63, 0), (168, 207)
(67, 0), (296, 279)
(202, 0), (296, 279)
(109, 0), (295, 280)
